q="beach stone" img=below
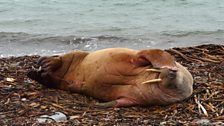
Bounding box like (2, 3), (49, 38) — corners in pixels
(195, 119), (210, 125)
(37, 112), (67, 123)
(0, 114), (6, 119)
(211, 121), (224, 125)
(160, 121), (167, 125)
(37, 116), (54, 123)
(50, 112), (67, 122)
(21, 98), (27, 101)
(24, 79), (33, 84)
(143, 120), (149, 124)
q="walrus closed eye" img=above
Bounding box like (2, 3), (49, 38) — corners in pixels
(27, 48), (193, 108)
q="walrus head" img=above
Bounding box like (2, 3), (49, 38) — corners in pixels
(133, 49), (193, 104)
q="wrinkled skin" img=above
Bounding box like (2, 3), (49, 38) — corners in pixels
(27, 48), (193, 107)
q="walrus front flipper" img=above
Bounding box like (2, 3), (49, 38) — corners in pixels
(136, 49), (177, 70)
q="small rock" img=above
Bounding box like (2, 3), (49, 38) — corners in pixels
(211, 121), (224, 125)
(24, 79), (33, 84)
(37, 117), (53, 123)
(50, 112), (67, 122)
(37, 112), (67, 123)
(196, 119), (210, 125)
(204, 71), (208, 76)
(143, 120), (149, 124)
(0, 114), (6, 119)
(21, 98), (27, 101)
(69, 115), (80, 120)
(160, 121), (167, 125)
(5, 77), (16, 82)
(10, 62), (21, 68)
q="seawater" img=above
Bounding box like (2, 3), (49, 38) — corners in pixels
(0, 0), (224, 56)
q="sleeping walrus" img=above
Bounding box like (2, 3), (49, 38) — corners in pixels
(27, 48), (193, 107)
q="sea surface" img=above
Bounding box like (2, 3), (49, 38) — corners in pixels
(0, 0), (224, 57)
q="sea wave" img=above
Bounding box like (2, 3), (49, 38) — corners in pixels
(161, 30), (224, 37)
(0, 32), (128, 44)
(0, 32), (223, 57)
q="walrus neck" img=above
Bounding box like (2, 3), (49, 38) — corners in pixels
(63, 54), (87, 82)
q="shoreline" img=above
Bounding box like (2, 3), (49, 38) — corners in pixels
(0, 32), (224, 57)
(0, 44), (224, 125)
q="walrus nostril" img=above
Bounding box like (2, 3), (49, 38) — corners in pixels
(157, 68), (176, 80)
(168, 70), (177, 79)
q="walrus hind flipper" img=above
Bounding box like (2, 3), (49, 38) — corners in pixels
(27, 55), (63, 88)
(95, 98), (138, 108)
(27, 70), (44, 85)
(37, 56), (62, 72)
(27, 70), (61, 88)
(27, 51), (89, 89)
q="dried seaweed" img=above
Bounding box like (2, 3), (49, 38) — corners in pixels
(0, 44), (223, 125)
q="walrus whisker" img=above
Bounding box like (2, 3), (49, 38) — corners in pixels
(146, 69), (161, 73)
(141, 78), (162, 84)
(31, 66), (42, 72)
(37, 66), (42, 72)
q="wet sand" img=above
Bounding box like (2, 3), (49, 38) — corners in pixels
(0, 44), (224, 125)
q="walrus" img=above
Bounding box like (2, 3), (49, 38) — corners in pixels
(27, 48), (193, 107)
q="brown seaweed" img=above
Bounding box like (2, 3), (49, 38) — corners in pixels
(0, 44), (224, 125)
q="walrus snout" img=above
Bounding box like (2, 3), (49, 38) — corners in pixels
(160, 69), (177, 79)
(168, 70), (176, 79)
(156, 63), (193, 92)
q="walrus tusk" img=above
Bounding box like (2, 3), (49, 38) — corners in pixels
(141, 78), (162, 84)
(146, 68), (161, 73)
